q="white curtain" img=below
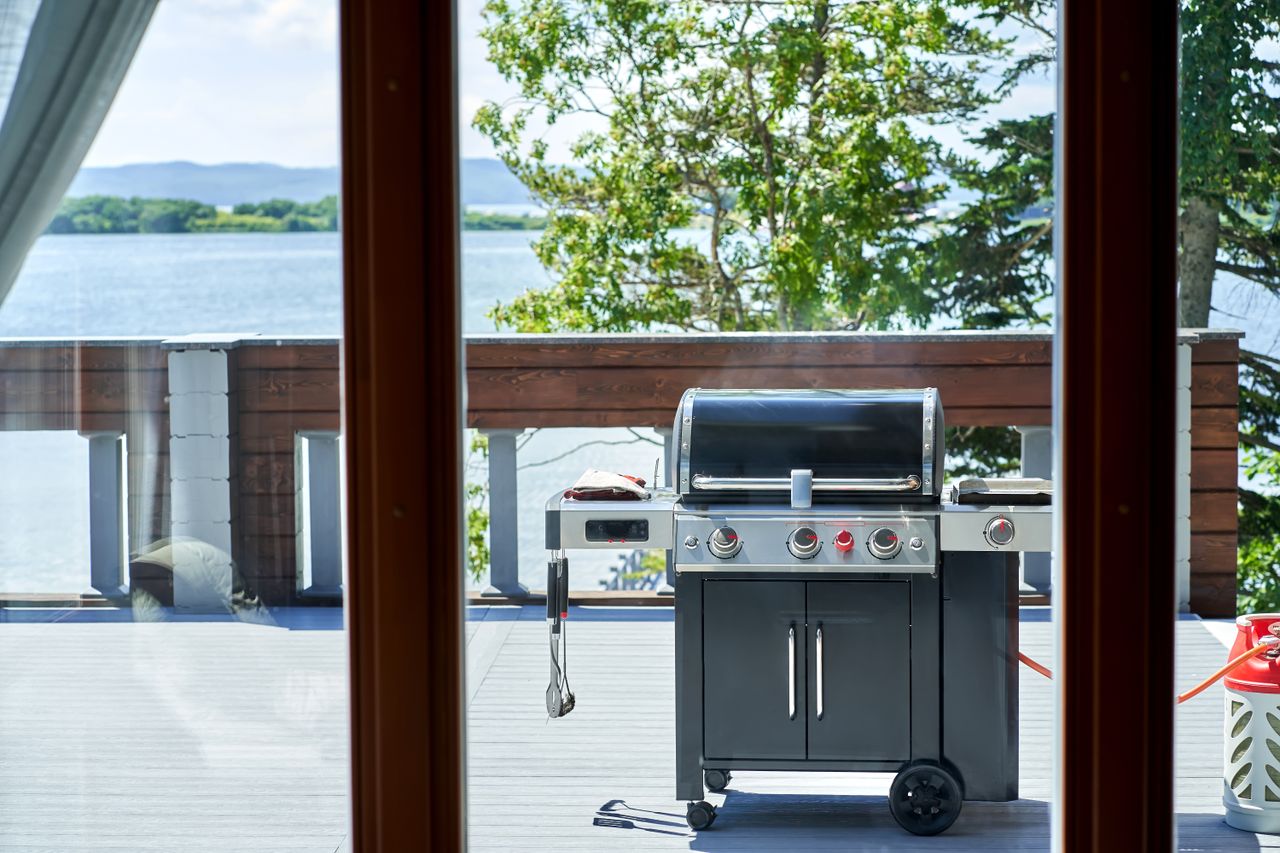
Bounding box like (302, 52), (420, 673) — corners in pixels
(0, 1), (39, 122)
(0, 0), (157, 303)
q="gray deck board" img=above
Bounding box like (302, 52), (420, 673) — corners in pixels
(0, 605), (1267, 851)
(0, 616), (349, 853)
(465, 605), (1278, 851)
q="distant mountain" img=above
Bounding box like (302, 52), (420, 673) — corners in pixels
(459, 158), (531, 205)
(68, 162), (340, 206)
(68, 159), (531, 206)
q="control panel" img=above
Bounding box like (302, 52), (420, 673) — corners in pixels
(938, 504), (1051, 553)
(674, 511), (937, 574)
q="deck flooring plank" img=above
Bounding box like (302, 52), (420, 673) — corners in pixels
(0, 603), (1265, 851)
(0, 614), (350, 852)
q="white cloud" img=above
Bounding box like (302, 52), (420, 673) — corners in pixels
(82, 0), (340, 167)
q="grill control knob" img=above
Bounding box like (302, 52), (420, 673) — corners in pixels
(788, 527), (821, 559)
(985, 516), (1015, 547)
(868, 527), (902, 560)
(833, 530), (855, 553)
(707, 526), (742, 559)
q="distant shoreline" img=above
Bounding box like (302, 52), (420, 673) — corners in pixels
(45, 195), (546, 234)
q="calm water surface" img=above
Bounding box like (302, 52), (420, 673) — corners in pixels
(0, 231), (656, 592)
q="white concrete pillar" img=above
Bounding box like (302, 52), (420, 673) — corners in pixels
(1176, 342), (1193, 612)
(167, 343), (235, 612)
(1018, 426), (1053, 594)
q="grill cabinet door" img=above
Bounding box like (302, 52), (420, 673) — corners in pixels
(703, 580), (806, 760)
(806, 581), (911, 760)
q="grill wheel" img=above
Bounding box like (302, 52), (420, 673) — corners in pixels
(888, 761), (963, 835)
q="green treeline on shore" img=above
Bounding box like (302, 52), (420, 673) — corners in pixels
(46, 195), (548, 235)
(47, 195), (340, 234)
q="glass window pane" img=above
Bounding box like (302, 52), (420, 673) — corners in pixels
(0, 3), (350, 850)
(1180, 0), (1272, 838)
(460, 0), (1065, 846)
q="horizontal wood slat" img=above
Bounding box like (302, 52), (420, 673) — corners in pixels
(466, 405), (1055, 429)
(1191, 575), (1236, 617)
(1191, 532), (1237, 572)
(1190, 490), (1237, 533)
(238, 369), (340, 412)
(0, 345), (168, 372)
(1191, 449), (1239, 491)
(1191, 407), (1238, 449)
(239, 453), (294, 495)
(1190, 339), (1240, 363)
(0, 370), (167, 414)
(235, 345), (340, 370)
(1191, 362), (1239, 406)
(465, 339), (1056, 369)
(467, 365), (1053, 412)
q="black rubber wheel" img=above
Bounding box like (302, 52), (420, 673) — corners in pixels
(704, 769), (731, 792)
(888, 763), (963, 836)
(686, 800), (717, 830)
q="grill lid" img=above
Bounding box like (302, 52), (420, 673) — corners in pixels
(673, 388), (943, 504)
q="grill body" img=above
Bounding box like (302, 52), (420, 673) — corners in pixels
(546, 387), (1042, 834)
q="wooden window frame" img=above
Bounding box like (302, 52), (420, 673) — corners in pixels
(1057, 0), (1178, 848)
(339, 0), (1180, 849)
(340, 2), (465, 849)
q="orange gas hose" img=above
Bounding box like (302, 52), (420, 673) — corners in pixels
(1017, 641), (1277, 705)
(1017, 650), (1053, 680)
(1176, 641), (1273, 704)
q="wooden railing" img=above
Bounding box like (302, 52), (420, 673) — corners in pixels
(0, 329), (1243, 615)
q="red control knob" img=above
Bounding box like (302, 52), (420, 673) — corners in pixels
(833, 530), (855, 553)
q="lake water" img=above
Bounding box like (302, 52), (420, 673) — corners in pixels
(0, 230), (1271, 595)
(0, 231), (662, 593)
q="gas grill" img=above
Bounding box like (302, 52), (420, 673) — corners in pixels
(544, 388), (1051, 835)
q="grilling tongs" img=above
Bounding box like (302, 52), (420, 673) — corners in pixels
(546, 551), (575, 717)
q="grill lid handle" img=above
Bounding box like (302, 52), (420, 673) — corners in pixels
(692, 474), (922, 493)
(790, 469), (813, 509)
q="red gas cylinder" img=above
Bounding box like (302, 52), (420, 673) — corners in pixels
(1225, 614), (1280, 694)
(1224, 614), (1280, 833)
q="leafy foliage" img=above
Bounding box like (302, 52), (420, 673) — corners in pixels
(476, 0), (1007, 332)
(925, 116), (1054, 328)
(467, 433), (492, 584)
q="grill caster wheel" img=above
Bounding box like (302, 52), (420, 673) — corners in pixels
(686, 800), (717, 830)
(704, 769), (732, 792)
(888, 762), (962, 836)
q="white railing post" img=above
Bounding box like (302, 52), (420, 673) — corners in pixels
(1176, 341), (1192, 612)
(87, 432), (128, 597)
(656, 426), (675, 594)
(1017, 425), (1053, 595)
(296, 431), (343, 598)
(481, 428), (528, 597)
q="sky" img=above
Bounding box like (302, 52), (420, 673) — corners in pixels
(83, 0), (1054, 170)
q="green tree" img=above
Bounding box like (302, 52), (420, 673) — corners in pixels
(476, 0), (1006, 333)
(136, 199), (215, 233)
(928, 1), (1280, 612)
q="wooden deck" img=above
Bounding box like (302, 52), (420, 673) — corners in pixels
(0, 608), (351, 853)
(0, 605), (1267, 851)
(466, 605), (1278, 851)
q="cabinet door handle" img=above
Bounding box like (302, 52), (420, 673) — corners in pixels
(816, 624), (824, 721)
(788, 625), (796, 720)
